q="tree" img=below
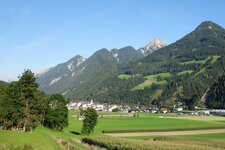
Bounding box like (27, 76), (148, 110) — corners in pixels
(18, 69), (39, 131)
(0, 83), (7, 126)
(44, 93), (68, 131)
(0, 70), (68, 132)
(206, 75), (225, 109)
(0, 70), (47, 131)
(0, 81), (22, 130)
(81, 108), (98, 135)
(35, 91), (48, 126)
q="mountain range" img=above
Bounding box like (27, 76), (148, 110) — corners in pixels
(37, 21), (225, 108)
(37, 39), (165, 99)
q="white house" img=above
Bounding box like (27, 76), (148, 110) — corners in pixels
(108, 105), (118, 112)
(67, 102), (77, 110)
(173, 107), (183, 113)
(95, 104), (104, 111)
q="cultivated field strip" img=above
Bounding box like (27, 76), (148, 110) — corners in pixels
(106, 129), (225, 137)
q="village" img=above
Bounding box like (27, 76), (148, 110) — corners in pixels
(67, 100), (225, 116)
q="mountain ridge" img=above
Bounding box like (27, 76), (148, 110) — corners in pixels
(36, 44), (156, 97)
(37, 21), (225, 109)
(74, 20), (225, 108)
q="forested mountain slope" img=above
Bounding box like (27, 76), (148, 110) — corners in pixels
(89, 21), (225, 108)
(37, 46), (144, 99)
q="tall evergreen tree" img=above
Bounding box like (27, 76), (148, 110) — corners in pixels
(18, 70), (39, 131)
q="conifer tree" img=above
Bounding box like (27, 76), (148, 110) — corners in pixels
(206, 75), (225, 108)
(18, 70), (39, 131)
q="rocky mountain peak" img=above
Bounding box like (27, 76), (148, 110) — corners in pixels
(139, 38), (166, 56)
(145, 38), (166, 50)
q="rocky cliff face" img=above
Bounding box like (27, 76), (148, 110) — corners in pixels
(138, 38), (166, 56)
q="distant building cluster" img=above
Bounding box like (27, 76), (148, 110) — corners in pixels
(173, 106), (225, 116)
(67, 100), (225, 117)
(67, 100), (130, 112)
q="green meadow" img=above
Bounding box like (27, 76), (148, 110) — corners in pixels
(133, 72), (171, 90)
(177, 70), (194, 76)
(118, 74), (132, 79)
(1, 110), (225, 149)
(183, 133), (225, 140)
(180, 59), (206, 65)
(180, 55), (220, 65)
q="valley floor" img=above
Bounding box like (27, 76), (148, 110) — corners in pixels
(1, 110), (225, 150)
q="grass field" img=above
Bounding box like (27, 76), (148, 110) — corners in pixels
(100, 117), (225, 133)
(1, 110), (225, 149)
(70, 109), (129, 116)
(180, 55), (220, 65)
(196, 67), (206, 76)
(138, 112), (177, 117)
(118, 74), (131, 79)
(176, 115), (225, 121)
(180, 59), (206, 65)
(68, 111), (225, 134)
(0, 110), (87, 150)
(177, 70), (194, 76)
(0, 128), (61, 150)
(133, 72), (171, 90)
(211, 55), (221, 64)
(183, 132), (225, 140)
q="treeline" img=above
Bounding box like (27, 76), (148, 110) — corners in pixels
(0, 70), (68, 132)
(206, 75), (225, 109)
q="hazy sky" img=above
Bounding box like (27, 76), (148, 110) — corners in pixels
(0, 0), (225, 81)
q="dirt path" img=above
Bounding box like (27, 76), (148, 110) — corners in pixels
(106, 129), (225, 137)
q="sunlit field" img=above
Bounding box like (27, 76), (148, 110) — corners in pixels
(1, 110), (225, 149)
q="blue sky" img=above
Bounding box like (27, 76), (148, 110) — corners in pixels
(0, 0), (225, 81)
